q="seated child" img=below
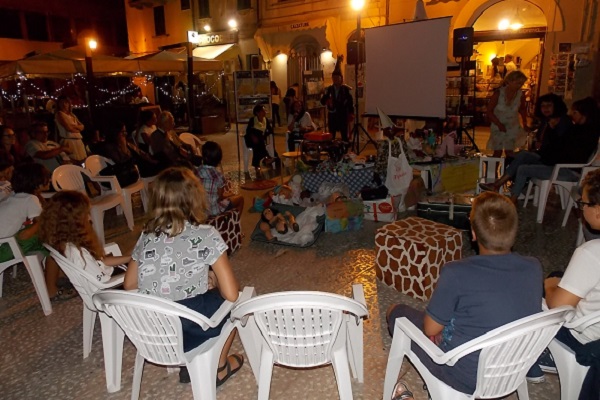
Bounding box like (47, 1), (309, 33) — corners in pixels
(197, 141), (244, 217)
(386, 192), (543, 394)
(260, 207), (299, 241)
(39, 191), (131, 283)
(0, 163), (76, 300)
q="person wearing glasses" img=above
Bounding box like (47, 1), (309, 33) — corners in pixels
(539, 169), (600, 393)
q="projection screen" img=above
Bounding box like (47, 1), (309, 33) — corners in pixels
(364, 17), (451, 119)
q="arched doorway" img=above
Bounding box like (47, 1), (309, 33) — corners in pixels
(470, 0), (548, 124)
(287, 34), (321, 90)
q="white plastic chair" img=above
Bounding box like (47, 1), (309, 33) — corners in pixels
(92, 287), (254, 400)
(383, 306), (573, 400)
(548, 309), (600, 400)
(44, 243), (124, 359)
(230, 284), (369, 400)
(476, 156), (505, 194)
(179, 132), (204, 156)
(85, 155), (147, 229)
(524, 144), (600, 224)
(0, 236), (52, 316)
(241, 133), (276, 173)
(562, 166), (599, 227)
(52, 165), (128, 246)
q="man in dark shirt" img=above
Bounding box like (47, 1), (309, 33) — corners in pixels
(150, 111), (199, 168)
(387, 192), (543, 394)
(320, 70), (354, 142)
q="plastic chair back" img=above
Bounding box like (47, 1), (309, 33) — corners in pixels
(85, 155), (110, 176)
(471, 307), (572, 398)
(231, 289), (368, 368)
(52, 164), (88, 193)
(93, 290), (206, 365)
(179, 133), (203, 156)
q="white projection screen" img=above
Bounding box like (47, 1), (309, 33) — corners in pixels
(364, 17), (451, 119)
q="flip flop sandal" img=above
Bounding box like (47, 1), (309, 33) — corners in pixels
(216, 354), (244, 387)
(51, 288), (78, 302)
(392, 381), (414, 400)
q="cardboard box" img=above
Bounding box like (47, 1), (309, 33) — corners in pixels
(363, 195), (401, 222)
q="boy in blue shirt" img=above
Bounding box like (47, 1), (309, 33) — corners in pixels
(387, 192), (543, 394)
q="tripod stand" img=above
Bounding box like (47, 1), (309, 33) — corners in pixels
(456, 56), (480, 152)
(351, 62), (377, 154)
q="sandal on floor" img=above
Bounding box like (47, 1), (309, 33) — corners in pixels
(479, 183), (497, 192)
(392, 381), (414, 400)
(216, 354), (244, 387)
(51, 288), (78, 302)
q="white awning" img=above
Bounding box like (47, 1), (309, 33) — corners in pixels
(192, 44), (237, 60)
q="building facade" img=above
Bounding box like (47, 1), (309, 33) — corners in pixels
(257, 0), (600, 107)
(0, 0), (128, 60)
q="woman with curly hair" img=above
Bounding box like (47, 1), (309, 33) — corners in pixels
(124, 167), (243, 385)
(38, 191), (131, 283)
(0, 163), (76, 300)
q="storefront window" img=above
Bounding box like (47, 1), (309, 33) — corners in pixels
(154, 6), (166, 36)
(198, 0), (210, 18)
(0, 9), (23, 39)
(238, 0), (251, 9)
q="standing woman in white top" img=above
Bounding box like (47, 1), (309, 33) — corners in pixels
(55, 96), (87, 163)
(486, 70), (530, 158)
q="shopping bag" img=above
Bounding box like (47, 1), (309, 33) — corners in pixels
(385, 138), (412, 196)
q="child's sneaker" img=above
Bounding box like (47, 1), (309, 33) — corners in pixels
(526, 363), (545, 384)
(538, 348), (557, 374)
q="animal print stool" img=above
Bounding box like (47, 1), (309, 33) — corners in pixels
(375, 216), (462, 301)
(207, 209), (242, 255)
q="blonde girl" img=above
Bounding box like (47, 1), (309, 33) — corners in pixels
(124, 167), (243, 385)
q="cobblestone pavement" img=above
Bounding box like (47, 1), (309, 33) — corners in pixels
(0, 126), (572, 399)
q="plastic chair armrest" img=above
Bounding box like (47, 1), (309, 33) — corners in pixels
(352, 283), (366, 308)
(91, 175), (121, 193)
(230, 286), (258, 327)
(396, 318), (447, 361)
(97, 274), (125, 290)
(565, 309), (600, 331)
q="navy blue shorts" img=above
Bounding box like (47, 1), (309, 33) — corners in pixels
(176, 289), (229, 353)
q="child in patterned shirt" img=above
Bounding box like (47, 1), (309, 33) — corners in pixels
(124, 167), (244, 385)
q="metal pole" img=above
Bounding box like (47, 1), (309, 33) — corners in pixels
(187, 42), (197, 132)
(85, 47), (95, 126)
(353, 13), (361, 154)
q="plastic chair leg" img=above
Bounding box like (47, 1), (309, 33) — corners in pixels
(257, 350), (275, 400)
(122, 194), (135, 231)
(82, 306), (97, 359)
(346, 318), (364, 382)
(188, 352), (219, 400)
(562, 198), (574, 227)
(12, 264), (17, 278)
(331, 348), (353, 400)
(99, 313), (125, 393)
(140, 187), (149, 212)
(383, 322), (413, 400)
(131, 352), (145, 400)
(515, 380), (530, 400)
(523, 181), (534, 208)
(536, 181), (551, 223)
(0, 271), (4, 298)
(24, 254), (52, 316)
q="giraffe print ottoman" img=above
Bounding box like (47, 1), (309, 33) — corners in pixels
(375, 216), (463, 301)
(207, 209), (242, 256)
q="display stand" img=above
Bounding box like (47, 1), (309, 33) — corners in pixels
(302, 70), (326, 129)
(233, 70), (272, 178)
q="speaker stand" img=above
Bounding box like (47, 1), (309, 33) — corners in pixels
(351, 63), (377, 155)
(457, 56), (479, 153)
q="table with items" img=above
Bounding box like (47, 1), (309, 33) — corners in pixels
(411, 157), (479, 194)
(301, 167), (379, 198)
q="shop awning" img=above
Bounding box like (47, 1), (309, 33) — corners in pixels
(192, 43), (239, 61)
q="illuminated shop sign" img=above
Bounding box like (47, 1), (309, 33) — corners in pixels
(188, 30), (238, 46)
